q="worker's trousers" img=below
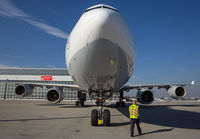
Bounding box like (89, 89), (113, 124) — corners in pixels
(130, 118), (141, 136)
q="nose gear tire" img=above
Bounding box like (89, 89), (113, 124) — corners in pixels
(91, 109), (98, 126)
(103, 109), (110, 126)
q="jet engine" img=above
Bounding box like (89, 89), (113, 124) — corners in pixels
(47, 87), (64, 103)
(15, 84), (33, 96)
(136, 89), (154, 104)
(168, 86), (186, 98)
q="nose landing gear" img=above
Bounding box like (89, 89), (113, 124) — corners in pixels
(91, 99), (110, 126)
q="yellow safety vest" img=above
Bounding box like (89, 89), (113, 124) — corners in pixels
(129, 104), (139, 119)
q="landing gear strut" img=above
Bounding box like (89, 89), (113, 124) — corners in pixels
(116, 91), (125, 107)
(91, 93), (110, 126)
(75, 91), (86, 106)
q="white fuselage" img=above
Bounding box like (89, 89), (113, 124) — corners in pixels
(66, 5), (136, 97)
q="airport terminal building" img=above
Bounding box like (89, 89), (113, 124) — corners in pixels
(0, 68), (118, 101)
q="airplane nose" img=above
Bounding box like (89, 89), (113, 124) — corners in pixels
(95, 11), (113, 27)
(67, 8), (134, 92)
(84, 9), (121, 40)
(85, 9), (131, 50)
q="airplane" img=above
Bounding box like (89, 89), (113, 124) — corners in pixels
(14, 4), (195, 126)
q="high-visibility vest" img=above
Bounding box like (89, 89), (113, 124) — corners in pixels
(129, 104), (139, 119)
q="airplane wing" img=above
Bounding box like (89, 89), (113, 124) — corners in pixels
(15, 82), (84, 103)
(16, 82), (83, 91)
(119, 80), (195, 92)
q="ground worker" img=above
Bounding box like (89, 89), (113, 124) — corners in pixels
(129, 98), (142, 137)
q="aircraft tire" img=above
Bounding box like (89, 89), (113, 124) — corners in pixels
(81, 101), (84, 106)
(116, 102), (120, 107)
(121, 102), (125, 107)
(75, 101), (79, 106)
(91, 109), (98, 126)
(103, 109), (110, 126)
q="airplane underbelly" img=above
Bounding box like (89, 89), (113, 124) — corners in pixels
(68, 38), (132, 92)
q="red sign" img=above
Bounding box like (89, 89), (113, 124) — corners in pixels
(41, 76), (52, 81)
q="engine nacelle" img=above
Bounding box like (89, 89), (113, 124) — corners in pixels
(136, 89), (154, 104)
(47, 87), (64, 103)
(15, 84), (33, 96)
(168, 86), (186, 98)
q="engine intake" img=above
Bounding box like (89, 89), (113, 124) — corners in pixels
(15, 84), (33, 96)
(168, 86), (186, 98)
(47, 87), (64, 103)
(136, 90), (154, 104)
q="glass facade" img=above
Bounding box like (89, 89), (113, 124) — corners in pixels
(0, 68), (118, 101)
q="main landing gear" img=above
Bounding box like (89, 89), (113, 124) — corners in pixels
(91, 99), (110, 126)
(75, 91), (86, 106)
(116, 91), (125, 107)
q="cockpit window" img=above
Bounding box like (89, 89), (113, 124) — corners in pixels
(85, 6), (102, 13)
(103, 6), (119, 12)
(85, 5), (119, 13)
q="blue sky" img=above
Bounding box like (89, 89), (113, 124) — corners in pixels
(0, 0), (200, 97)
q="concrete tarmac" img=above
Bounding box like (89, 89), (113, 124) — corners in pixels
(0, 100), (200, 139)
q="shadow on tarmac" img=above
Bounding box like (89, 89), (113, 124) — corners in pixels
(0, 114), (123, 123)
(110, 122), (130, 127)
(142, 128), (174, 135)
(134, 128), (174, 137)
(37, 103), (94, 108)
(0, 116), (90, 123)
(110, 103), (200, 130)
